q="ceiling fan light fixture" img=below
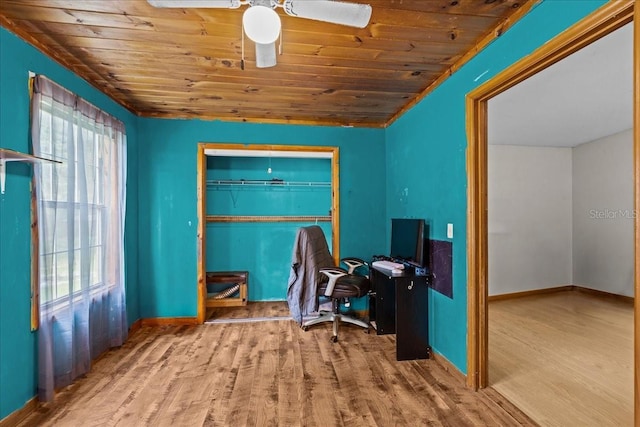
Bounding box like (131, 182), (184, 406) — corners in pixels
(254, 42), (277, 68)
(242, 5), (281, 44)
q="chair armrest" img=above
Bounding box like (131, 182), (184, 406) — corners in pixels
(341, 257), (367, 274)
(319, 267), (348, 297)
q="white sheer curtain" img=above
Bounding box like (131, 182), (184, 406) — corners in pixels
(31, 75), (127, 401)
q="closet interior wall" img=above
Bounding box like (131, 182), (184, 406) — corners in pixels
(205, 154), (333, 302)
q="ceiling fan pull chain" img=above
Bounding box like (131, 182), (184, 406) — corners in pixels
(241, 21), (245, 70)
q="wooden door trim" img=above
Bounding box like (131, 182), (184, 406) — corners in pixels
(633, 2), (639, 423)
(196, 143), (340, 323)
(465, 0), (635, 403)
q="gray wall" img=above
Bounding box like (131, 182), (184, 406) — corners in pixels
(489, 129), (633, 297)
(488, 145), (573, 295)
(572, 129), (634, 297)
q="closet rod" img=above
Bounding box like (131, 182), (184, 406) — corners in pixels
(206, 215), (331, 223)
(207, 179), (331, 188)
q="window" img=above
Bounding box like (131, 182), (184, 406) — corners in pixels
(36, 99), (112, 304)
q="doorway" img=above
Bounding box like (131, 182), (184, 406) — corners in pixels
(465, 0), (638, 423)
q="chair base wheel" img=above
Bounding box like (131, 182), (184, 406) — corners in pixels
(331, 336), (338, 343)
(302, 326), (309, 331)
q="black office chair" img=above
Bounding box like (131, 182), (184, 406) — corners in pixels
(286, 225), (370, 342)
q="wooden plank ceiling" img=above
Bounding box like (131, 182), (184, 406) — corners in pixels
(0, 0), (531, 127)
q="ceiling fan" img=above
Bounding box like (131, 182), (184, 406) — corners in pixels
(147, 0), (372, 68)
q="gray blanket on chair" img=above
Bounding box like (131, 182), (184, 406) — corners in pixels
(286, 226), (334, 324)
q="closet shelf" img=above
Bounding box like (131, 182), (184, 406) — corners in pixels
(207, 179), (330, 188)
(0, 148), (61, 194)
(207, 215), (331, 223)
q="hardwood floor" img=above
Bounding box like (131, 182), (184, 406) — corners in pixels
(206, 301), (291, 322)
(489, 291), (633, 427)
(18, 305), (534, 426)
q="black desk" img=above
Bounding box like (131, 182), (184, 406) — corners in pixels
(369, 265), (431, 361)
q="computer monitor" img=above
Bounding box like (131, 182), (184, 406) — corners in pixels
(390, 218), (425, 267)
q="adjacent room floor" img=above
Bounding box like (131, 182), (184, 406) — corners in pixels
(489, 291), (633, 427)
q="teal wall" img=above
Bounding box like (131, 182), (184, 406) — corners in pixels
(207, 157), (333, 301)
(386, 0), (607, 372)
(137, 118), (386, 318)
(0, 28), (140, 419)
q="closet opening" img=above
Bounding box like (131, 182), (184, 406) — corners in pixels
(196, 143), (340, 323)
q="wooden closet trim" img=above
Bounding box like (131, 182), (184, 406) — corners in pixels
(196, 143), (340, 323)
(465, 0), (635, 403)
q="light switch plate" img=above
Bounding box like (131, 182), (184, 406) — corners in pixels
(447, 223), (454, 239)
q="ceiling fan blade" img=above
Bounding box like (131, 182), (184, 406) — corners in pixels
(255, 42), (277, 68)
(147, 0), (241, 8)
(283, 0), (372, 28)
